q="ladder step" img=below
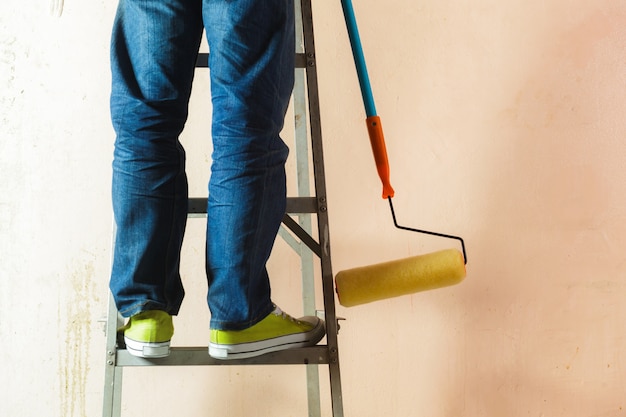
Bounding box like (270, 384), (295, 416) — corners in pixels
(188, 197), (319, 215)
(196, 53), (309, 69)
(115, 345), (330, 367)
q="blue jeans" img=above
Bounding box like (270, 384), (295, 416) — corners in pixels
(109, 0), (294, 330)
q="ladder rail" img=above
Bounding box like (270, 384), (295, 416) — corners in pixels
(299, 1), (344, 415)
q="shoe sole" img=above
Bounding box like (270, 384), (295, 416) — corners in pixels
(124, 336), (171, 359)
(208, 320), (325, 360)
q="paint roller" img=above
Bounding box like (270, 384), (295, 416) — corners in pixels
(335, 0), (467, 307)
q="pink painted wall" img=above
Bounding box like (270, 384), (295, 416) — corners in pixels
(319, 1), (626, 415)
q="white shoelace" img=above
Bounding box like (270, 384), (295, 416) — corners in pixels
(272, 306), (297, 323)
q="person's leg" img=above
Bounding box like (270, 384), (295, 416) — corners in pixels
(203, 0), (325, 360)
(109, 0), (203, 357)
(203, 0), (295, 330)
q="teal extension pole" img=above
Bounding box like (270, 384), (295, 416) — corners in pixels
(339, 0), (467, 262)
(340, 0), (394, 198)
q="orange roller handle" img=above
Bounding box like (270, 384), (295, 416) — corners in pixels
(366, 115), (395, 199)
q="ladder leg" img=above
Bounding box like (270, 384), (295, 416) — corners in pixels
(102, 294), (123, 417)
(299, 0), (345, 415)
(294, 1), (323, 415)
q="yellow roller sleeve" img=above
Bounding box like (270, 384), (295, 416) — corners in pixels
(335, 248), (466, 307)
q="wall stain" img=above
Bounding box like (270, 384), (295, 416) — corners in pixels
(50, 0), (64, 17)
(58, 259), (97, 417)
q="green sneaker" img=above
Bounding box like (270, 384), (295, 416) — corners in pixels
(121, 310), (174, 358)
(208, 305), (325, 360)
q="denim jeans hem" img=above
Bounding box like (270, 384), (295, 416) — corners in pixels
(209, 301), (275, 331)
(118, 301), (179, 319)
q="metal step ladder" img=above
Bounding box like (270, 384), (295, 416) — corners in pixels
(102, 1), (344, 416)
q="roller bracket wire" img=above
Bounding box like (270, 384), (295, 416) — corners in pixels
(388, 197), (467, 264)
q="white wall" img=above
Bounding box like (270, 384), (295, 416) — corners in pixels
(1, 0), (625, 416)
